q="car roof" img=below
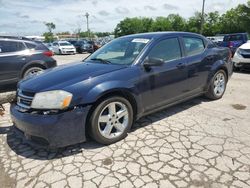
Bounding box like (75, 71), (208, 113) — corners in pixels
(120, 32), (204, 40)
(224, 33), (247, 36)
(0, 37), (38, 44)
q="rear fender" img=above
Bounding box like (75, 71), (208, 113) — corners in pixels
(205, 60), (228, 91)
(19, 60), (47, 78)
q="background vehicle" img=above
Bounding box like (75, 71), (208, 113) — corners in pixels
(73, 40), (94, 53)
(43, 42), (53, 52)
(52, 41), (76, 55)
(207, 36), (224, 45)
(0, 37), (56, 93)
(219, 33), (248, 54)
(11, 32), (233, 148)
(233, 42), (250, 70)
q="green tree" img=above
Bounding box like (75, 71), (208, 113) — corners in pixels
(44, 22), (56, 42)
(45, 22), (56, 33)
(186, 12), (202, 34)
(43, 32), (54, 43)
(150, 17), (171, 32)
(167, 14), (186, 31)
(114, 17), (153, 37)
(113, 0), (250, 37)
(202, 11), (221, 36)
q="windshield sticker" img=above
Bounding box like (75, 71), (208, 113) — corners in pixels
(132, 38), (150, 44)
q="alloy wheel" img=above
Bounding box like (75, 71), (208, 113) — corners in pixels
(24, 67), (43, 78)
(97, 102), (129, 139)
(213, 72), (226, 97)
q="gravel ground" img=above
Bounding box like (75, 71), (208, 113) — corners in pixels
(0, 54), (250, 188)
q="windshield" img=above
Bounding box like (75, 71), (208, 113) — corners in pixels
(59, 42), (72, 46)
(86, 37), (151, 65)
(224, 35), (243, 42)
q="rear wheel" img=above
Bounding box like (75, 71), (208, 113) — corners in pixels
(205, 70), (227, 100)
(23, 66), (44, 78)
(89, 96), (133, 145)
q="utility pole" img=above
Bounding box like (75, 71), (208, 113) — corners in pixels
(85, 12), (90, 38)
(200, 0), (205, 34)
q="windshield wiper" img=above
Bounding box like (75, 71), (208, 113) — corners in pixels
(90, 58), (111, 64)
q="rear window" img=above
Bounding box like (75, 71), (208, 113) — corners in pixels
(183, 37), (205, 56)
(25, 42), (37, 49)
(224, 35), (243, 42)
(25, 42), (48, 51)
(148, 38), (181, 62)
(35, 43), (49, 51)
(0, 41), (26, 53)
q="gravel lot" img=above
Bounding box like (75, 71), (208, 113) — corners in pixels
(0, 54), (250, 188)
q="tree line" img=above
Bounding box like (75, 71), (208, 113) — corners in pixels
(114, 1), (250, 37)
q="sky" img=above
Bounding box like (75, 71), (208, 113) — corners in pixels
(0, 0), (248, 36)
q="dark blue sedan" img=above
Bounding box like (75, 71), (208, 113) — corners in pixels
(10, 32), (233, 148)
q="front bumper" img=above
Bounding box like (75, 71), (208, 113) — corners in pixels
(10, 104), (91, 148)
(233, 54), (250, 67)
(61, 49), (76, 54)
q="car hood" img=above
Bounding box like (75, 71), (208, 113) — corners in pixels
(239, 42), (250, 49)
(20, 61), (126, 92)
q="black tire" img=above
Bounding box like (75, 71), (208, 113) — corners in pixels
(59, 49), (62, 55)
(89, 96), (133, 145)
(205, 70), (227, 100)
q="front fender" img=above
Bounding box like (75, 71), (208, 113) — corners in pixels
(83, 80), (140, 104)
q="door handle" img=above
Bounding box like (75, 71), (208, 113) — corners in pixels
(176, 62), (186, 69)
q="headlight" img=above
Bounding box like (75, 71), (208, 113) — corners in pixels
(31, 90), (72, 110)
(235, 49), (243, 57)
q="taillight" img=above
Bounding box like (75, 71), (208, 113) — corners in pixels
(228, 41), (233, 48)
(43, 51), (53, 57)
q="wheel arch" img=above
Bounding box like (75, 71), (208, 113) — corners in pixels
(205, 60), (229, 91)
(20, 61), (47, 78)
(88, 88), (138, 120)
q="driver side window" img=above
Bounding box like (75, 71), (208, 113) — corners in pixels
(148, 38), (181, 62)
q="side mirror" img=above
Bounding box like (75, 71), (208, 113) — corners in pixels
(144, 57), (164, 68)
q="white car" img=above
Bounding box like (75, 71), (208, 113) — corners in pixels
(52, 41), (76, 55)
(232, 42), (250, 70)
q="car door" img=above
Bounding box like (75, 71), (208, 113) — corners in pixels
(140, 37), (189, 111)
(181, 36), (211, 94)
(0, 40), (27, 92)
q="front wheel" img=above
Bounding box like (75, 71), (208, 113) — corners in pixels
(89, 96), (133, 145)
(205, 70), (227, 100)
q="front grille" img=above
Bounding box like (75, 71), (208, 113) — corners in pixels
(17, 90), (35, 109)
(241, 49), (250, 53)
(242, 54), (250, 59)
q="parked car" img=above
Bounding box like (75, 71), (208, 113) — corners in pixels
(52, 41), (76, 55)
(207, 36), (224, 45)
(219, 33), (248, 54)
(232, 41), (250, 70)
(0, 37), (56, 93)
(11, 32), (233, 148)
(43, 43), (53, 52)
(73, 40), (94, 53)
